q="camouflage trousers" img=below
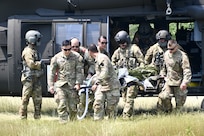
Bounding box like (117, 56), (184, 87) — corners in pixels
(78, 91), (94, 117)
(19, 80), (42, 119)
(54, 84), (79, 122)
(93, 88), (120, 120)
(122, 84), (139, 119)
(157, 83), (187, 113)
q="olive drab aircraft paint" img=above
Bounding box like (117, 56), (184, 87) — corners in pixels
(0, 0), (203, 96)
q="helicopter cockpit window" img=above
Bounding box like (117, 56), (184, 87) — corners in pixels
(86, 23), (100, 47)
(55, 23), (83, 53)
(55, 22), (101, 50)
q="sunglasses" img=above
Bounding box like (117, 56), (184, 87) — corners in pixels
(63, 48), (72, 51)
(168, 46), (176, 50)
(101, 42), (108, 45)
(72, 46), (79, 48)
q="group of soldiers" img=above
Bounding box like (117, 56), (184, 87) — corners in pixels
(19, 28), (192, 123)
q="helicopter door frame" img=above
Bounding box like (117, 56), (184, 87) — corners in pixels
(7, 18), (53, 96)
(51, 16), (109, 54)
(45, 16), (109, 96)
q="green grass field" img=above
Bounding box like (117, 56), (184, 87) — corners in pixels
(0, 96), (204, 136)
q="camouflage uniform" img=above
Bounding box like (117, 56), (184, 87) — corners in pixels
(144, 42), (184, 72)
(144, 43), (164, 72)
(157, 49), (192, 112)
(75, 47), (95, 77)
(48, 51), (84, 122)
(93, 53), (120, 120)
(78, 46), (109, 117)
(78, 49), (95, 117)
(19, 44), (43, 119)
(111, 44), (144, 119)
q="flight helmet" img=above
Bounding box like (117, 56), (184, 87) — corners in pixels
(114, 30), (131, 44)
(25, 30), (42, 46)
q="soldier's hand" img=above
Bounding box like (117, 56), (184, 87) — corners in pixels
(180, 82), (187, 91)
(74, 84), (80, 91)
(139, 63), (145, 67)
(91, 84), (98, 92)
(49, 86), (55, 94)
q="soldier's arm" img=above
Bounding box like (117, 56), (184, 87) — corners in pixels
(133, 46), (144, 66)
(181, 53), (192, 84)
(87, 63), (95, 76)
(159, 64), (167, 77)
(48, 56), (58, 88)
(23, 50), (41, 70)
(144, 47), (153, 65)
(159, 56), (167, 77)
(76, 55), (84, 85)
(79, 46), (87, 53)
(96, 59), (109, 84)
(84, 50), (95, 75)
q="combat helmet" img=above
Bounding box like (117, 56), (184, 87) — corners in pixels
(25, 30), (42, 46)
(114, 30), (131, 44)
(156, 30), (171, 41)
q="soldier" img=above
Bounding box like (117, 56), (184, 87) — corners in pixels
(48, 40), (84, 123)
(70, 38), (95, 117)
(88, 43), (121, 120)
(97, 35), (110, 57)
(132, 22), (156, 54)
(111, 30), (144, 119)
(19, 30), (44, 120)
(71, 38), (84, 54)
(144, 30), (171, 72)
(157, 39), (192, 112)
(71, 37), (95, 76)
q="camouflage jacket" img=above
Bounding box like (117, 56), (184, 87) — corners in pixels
(48, 51), (84, 88)
(82, 48), (95, 76)
(97, 46), (110, 58)
(111, 44), (144, 70)
(144, 43), (164, 65)
(160, 49), (192, 86)
(21, 45), (43, 82)
(95, 53), (121, 91)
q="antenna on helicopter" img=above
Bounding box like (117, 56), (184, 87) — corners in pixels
(67, 0), (77, 8)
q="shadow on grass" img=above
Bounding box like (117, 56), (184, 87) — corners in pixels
(41, 108), (58, 117)
(117, 106), (203, 117)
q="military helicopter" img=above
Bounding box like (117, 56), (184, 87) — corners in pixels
(0, 0), (203, 96)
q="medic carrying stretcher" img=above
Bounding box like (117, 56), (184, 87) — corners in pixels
(77, 64), (165, 120)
